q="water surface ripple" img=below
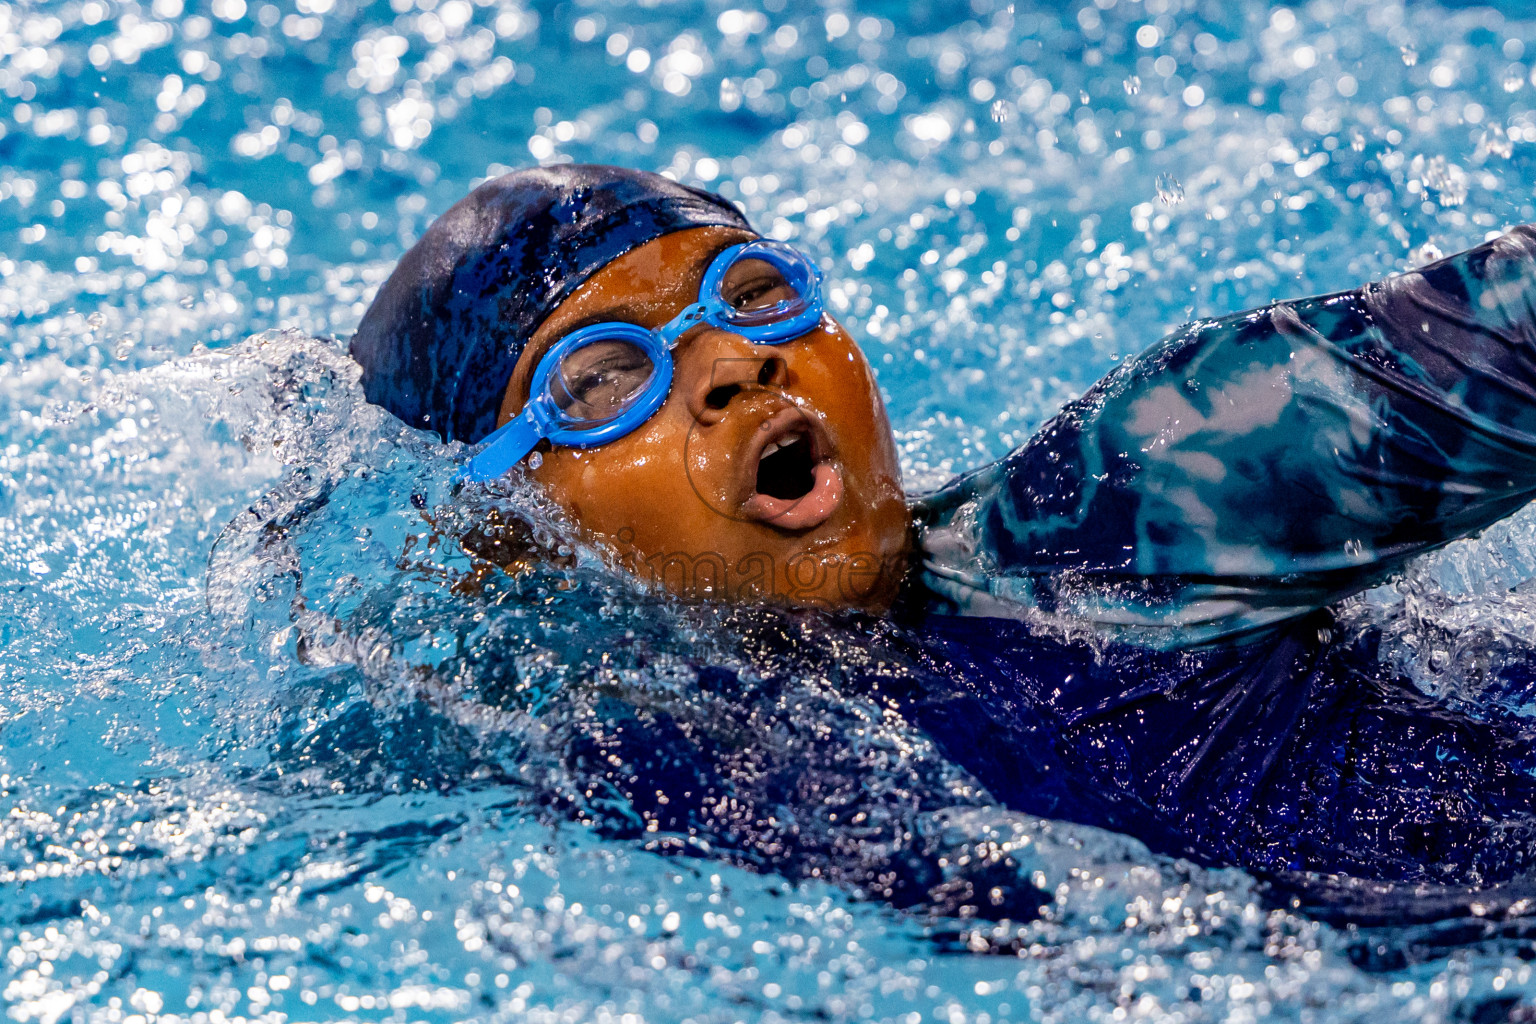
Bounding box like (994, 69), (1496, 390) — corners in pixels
(7, 0), (1536, 1020)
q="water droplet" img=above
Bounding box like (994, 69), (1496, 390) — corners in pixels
(1411, 154), (1468, 207)
(1410, 241), (1444, 266)
(1154, 172), (1184, 205)
(1481, 123), (1513, 159)
(1400, 44), (1418, 67)
(1123, 75), (1141, 96)
(527, 451), (543, 469)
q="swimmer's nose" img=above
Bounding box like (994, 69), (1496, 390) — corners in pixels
(685, 340), (787, 425)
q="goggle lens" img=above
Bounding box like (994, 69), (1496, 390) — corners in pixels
(714, 245), (815, 328)
(551, 338), (656, 428)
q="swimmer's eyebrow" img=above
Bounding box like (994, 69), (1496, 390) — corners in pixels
(557, 308), (636, 334)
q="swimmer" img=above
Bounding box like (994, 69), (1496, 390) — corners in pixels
(351, 165), (909, 609)
(350, 164), (1536, 903)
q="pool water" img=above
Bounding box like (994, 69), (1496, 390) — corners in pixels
(8, 0), (1536, 1020)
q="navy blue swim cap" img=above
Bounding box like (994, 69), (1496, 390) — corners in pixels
(349, 164), (754, 443)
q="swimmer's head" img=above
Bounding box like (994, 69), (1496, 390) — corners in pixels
(351, 165), (909, 610)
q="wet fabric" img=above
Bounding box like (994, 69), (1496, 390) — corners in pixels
(894, 226), (1536, 888)
(348, 164), (751, 444)
(891, 611), (1536, 889)
(916, 226), (1536, 648)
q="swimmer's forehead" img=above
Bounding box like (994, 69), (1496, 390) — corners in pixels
(518, 224), (757, 370)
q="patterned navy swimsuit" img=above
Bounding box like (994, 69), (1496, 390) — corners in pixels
(896, 227), (1536, 892)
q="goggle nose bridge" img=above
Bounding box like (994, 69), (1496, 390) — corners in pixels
(655, 303), (713, 351)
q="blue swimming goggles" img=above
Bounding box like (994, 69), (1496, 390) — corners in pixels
(462, 239), (824, 482)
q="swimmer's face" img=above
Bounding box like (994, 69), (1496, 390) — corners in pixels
(496, 225), (910, 610)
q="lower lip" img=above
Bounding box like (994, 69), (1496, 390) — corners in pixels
(742, 461), (844, 531)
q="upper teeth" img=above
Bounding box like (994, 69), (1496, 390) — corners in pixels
(762, 434), (804, 458)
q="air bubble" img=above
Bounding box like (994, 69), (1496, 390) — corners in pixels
(1400, 44), (1418, 67)
(1154, 173), (1184, 205)
(527, 451), (543, 469)
(1123, 75), (1141, 96)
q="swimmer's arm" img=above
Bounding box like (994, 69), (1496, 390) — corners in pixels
(914, 226), (1536, 648)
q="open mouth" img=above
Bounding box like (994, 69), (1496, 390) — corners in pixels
(741, 410), (843, 531)
(756, 433), (817, 500)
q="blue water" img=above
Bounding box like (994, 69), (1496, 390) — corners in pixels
(9, 0), (1536, 1020)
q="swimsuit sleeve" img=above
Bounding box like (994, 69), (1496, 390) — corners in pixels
(914, 226), (1536, 647)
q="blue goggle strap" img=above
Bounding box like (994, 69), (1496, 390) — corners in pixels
(460, 410), (544, 483)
